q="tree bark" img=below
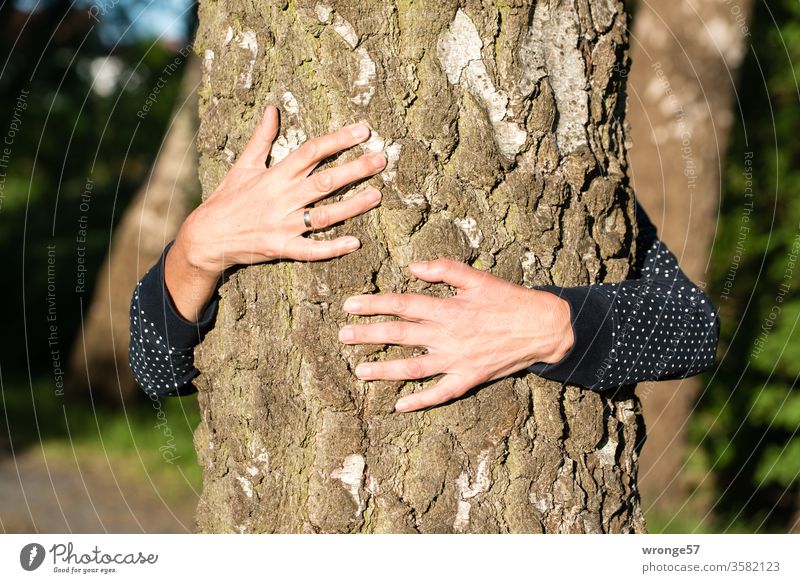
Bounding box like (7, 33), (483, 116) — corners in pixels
(67, 57), (201, 402)
(193, 0), (646, 533)
(626, 0), (752, 514)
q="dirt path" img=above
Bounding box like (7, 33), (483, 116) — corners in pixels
(0, 446), (197, 533)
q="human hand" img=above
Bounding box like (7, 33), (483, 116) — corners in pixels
(338, 259), (574, 412)
(165, 105), (386, 321)
(176, 105), (386, 277)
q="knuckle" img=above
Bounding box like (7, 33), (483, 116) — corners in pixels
(405, 359), (425, 378)
(334, 129), (350, 148)
(312, 171), (334, 193)
(441, 387), (462, 402)
(439, 258), (457, 270)
(252, 124), (268, 142)
(389, 294), (407, 314)
(420, 394), (438, 408)
(311, 207), (330, 228)
(388, 322), (406, 342)
(358, 156), (374, 174)
(298, 139), (318, 161)
(427, 258), (446, 272)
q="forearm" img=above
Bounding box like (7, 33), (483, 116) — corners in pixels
(128, 109), (387, 398)
(527, 285), (616, 390)
(520, 288), (574, 367)
(529, 263), (720, 391)
(128, 241), (220, 397)
(528, 202), (720, 391)
(164, 220), (222, 323)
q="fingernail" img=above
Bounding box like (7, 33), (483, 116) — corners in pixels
(365, 189), (381, 203)
(349, 124), (370, 139)
(355, 363), (371, 378)
(370, 153), (387, 168)
(339, 327), (354, 341)
(395, 399), (412, 412)
(343, 297), (361, 311)
(411, 261), (428, 273)
(345, 238), (360, 250)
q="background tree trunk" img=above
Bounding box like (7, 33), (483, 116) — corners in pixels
(193, 0), (645, 533)
(626, 0), (752, 515)
(67, 57), (201, 403)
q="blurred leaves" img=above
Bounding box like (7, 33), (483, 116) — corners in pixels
(1, 4), (195, 449)
(699, 0), (800, 531)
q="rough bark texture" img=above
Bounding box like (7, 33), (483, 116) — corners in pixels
(67, 58), (201, 402)
(193, 0), (646, 533)
(626, 0), (752, 514)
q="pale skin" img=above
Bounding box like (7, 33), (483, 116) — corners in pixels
(165, 106), (574, 413)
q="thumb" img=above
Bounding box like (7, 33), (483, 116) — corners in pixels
(409, 258), (489, 291)
(235, 105), (279, 168)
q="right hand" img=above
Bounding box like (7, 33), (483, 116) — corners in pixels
(178, 104), (386, 276)
(165, 105), (386, 321)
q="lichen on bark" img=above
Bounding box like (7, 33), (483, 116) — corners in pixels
(193, 0), (646, 533)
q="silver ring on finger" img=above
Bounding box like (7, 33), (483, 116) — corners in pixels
(303, 209), (313, 229)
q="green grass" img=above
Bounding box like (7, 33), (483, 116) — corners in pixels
(646, 509), (760, 534)
(1, 375), (202, 499)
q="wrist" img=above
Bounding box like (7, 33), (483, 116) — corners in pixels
(164, 228), (221, 323)
(532, 289), (574, 365)
(173, 210), (224, 282)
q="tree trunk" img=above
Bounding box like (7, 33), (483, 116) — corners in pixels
(626, 0), (752, 515)
(193, 0), (645, 533)
(67, 57), (201, 402)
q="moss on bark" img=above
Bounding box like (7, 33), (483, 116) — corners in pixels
(193, 0), (646, 533)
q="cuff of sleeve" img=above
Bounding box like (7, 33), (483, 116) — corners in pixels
(526, 284), (615, 391)
(136, 240), (219, 349)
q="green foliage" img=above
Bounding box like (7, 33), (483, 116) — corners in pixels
(645, 509), (752, 535)
(1, 374), (202, 496)
(750, 383), (800, 429)
(697, 0), (800, 531)
(755, 440), (800, 488)
(0, 35), (188, 374)
(0, 15), (201, 518)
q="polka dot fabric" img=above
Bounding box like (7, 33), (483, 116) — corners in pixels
(528, 203), (720, 391)
(129, 205), (720, 397)
(128, 241), (219, 398)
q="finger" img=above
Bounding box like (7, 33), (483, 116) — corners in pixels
(409, 258), (490, 291)
(338, 320), (429, 347)
(394, 373), (474, 412)
(280, 123), (372, 176)
(296, 152), (387, 206)
(295, 187), (381, 232)
(236, 106), (280, 168)
(354, 354), (444, 381)
(342, 292), (442, 322)
(279, 236), (361, 261)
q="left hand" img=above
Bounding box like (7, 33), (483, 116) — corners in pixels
(338, 258), (575, 412)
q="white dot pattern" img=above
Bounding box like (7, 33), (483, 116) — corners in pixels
(529, 204), (720, 391)
(128, 241), (218, 398)
(129, 282), (200, 397)
(129, 207), (720, 397)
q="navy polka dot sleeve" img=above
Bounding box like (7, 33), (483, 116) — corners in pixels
(128, 204), (720, 397)
(128, 241), (219, 398)
(527, 203), (720, 391)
